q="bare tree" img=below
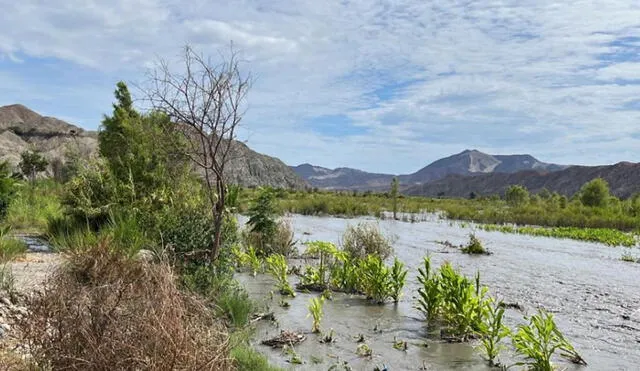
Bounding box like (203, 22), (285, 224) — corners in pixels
(144, 45), (251, 262)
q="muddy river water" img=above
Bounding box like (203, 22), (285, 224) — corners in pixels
(237, 214), (640, 370)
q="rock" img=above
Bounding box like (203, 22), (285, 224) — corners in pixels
(1, 297), (11, 306)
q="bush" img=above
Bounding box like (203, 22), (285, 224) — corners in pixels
(231, 344), (282, 371)
(505, 185), (529, 207)
(0, 226), (27, 262)
(579, 178), (610, 208)
(460, 233), (487, 254)
(18, 242), (233, 370)
(341, 222), (392, 260)
(242, 219), (296, 257)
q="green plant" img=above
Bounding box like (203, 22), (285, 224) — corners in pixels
(505, 185), (529, 207)
(216, 280), (255, 328)
(579, 178), (610, 208)
(19, 150), (48, 182)
(438, 264), (487, 340)
(390, 177), (399, 220)
(341, 222), (392, 260)
(621, 250), (637, 262)
(0, 161), (18, 221)
(301, 241), (342, 290)
(266, 254), (295, 296)
(461, 233), (488, 254)
(416, 257), (441, 324)
(512, 309), (585, 370)
(356, 343), (372, 357)
(308, 296), (325, 333)
(0, 226), (27, 262)
(477, 299), (510, 365)
(358, 255), (392, 304)
(389, 257), (407, 303)
(246, 188), (279, 253)
(231, 344), (283, 371)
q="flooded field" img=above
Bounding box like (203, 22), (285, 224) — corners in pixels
(238, 214), (640, 370)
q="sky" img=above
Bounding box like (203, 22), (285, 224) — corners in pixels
(1, 0), (640, 174)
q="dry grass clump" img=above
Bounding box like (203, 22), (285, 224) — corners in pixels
(17, 241), (233, 371)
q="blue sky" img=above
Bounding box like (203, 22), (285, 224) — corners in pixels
(1, 0), (640, 174)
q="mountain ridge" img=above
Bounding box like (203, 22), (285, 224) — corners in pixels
(292, 149), (568, 190)
(0, 104), (306, 189)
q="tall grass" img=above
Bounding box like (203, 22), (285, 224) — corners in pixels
(4, 181), (63, 233)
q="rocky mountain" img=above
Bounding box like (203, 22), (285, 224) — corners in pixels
(290, 164), (393, 190)
(0, 104), (306, 189)
(0, 104), (98, 175)
(292, 149), (566, 190)
(399, 149), (567, 185)
(404, 162), (640, 199)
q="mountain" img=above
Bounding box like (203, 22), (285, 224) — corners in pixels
(404, 162), (640, 199)
(290, 164), (393, 190)
(292, 149), (566, 190)
(0, 104), (306, 189)
(0, 104), (98, 175)
(400, 149), (567, 184)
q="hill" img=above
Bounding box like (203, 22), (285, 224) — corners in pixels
(0, 104), (306, 189)
(403, 162), (640, 199)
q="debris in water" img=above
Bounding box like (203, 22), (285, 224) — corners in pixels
(261, 330), (306, 348)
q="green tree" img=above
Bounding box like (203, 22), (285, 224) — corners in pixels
(246, 188), (279, 253)
(390, 177), (399, 220)
(505, 185), (529, 207)
(579, 178), (610, 208)
(98, 82), (192, 210)
(19, 150), (48, 182)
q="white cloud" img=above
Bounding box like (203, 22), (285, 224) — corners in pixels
(1, 0), (640, 172)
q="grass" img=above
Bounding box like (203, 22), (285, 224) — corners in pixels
(237, 188), (640, 241)
(308, 296), (325, 333)
(481, 224), (637, 247)
(3, 180), (63, 233)
(231, 344), (283, 371)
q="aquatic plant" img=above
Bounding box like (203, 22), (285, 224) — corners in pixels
(265, 254), (295, 296)
(460, 233), (488, 255)
(480, 224), (636, 247)
(358, 255), (392, 304)
(307, 296), (325, 333)
(620, 250), (638, 262)
(416, 257), (441, 324)
(233, 245), (263, 276)
(438, 263), (487, 340)
(477, 298), (510, 366)
(389, 257), (408, 303)
(302, 241), (342, 290)
(356, 343), (372, 357)
(512, 309), (586, 370)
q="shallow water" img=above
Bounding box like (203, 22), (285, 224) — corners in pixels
(238, 214), (640, 371)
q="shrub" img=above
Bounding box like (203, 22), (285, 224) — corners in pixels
(246, 187), (279, 254)
(0, 161), (17, 221)
(231, 344), (283, 371)
(461, 233), (488, 255)
(341, 222), (392, 260)
(18, 242), (233, 370)
(216, 280), (255, 328)
(242, 219), (296, 257)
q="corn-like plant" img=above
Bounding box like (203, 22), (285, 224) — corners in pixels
(307, 296), (325, 333)
(303, 241), (341, 290)
(389, 257), (407, 303)
(265, 254), (295, 297)
(512, 309), (585, 370)
(416, 257), (441, 324)
(438, 263), (487, 340)
(246, 245), (263, 276)
(477, 298), (510, 365)
(358, 255), (391, 304)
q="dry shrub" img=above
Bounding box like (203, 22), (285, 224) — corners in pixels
(341, 222), (393, 260)
(17, 241), (233, 371)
